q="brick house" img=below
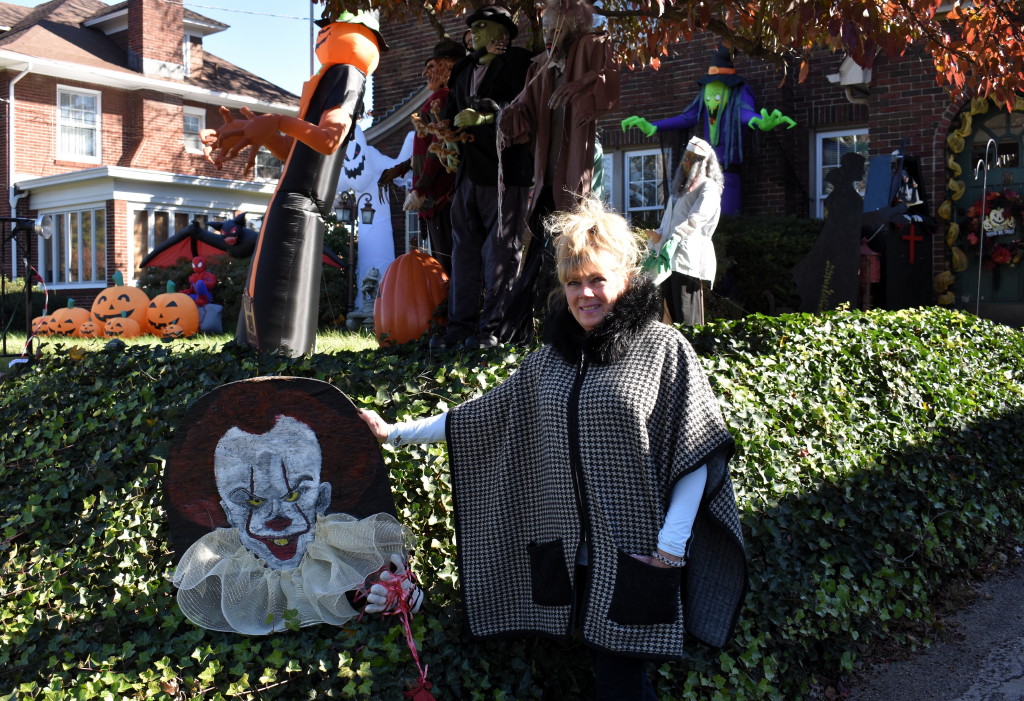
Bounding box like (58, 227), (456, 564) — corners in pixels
(367, 14), (1024, 325)
(0, 0), (297, 307)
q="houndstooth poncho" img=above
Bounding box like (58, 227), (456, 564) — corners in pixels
(447, 278), (746, 660)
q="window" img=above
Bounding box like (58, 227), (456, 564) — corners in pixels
(253, 147), (283, 181)
(37, 207), (107, 286)
(57, 86), (101, 162)
(596, 153), (614, 207)
(405, 207), (422, 254)
(131, 207), (228, 274)
(624, 149), (665, 229)
(183, 107), (206, 153)
(815, 129), (869, 218)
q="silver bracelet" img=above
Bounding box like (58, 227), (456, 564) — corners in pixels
(651, 551), (686, 568)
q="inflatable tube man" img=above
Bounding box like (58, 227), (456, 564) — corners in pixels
(202, 12), (387, 356)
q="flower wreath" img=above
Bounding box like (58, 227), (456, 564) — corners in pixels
(936, 95), (1024, 304)
(957, 189), (1023, 270)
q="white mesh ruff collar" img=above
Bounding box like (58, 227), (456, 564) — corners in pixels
(172, 512), (410, 635)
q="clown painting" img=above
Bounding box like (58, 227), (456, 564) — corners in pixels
(166, 377), (411, 635)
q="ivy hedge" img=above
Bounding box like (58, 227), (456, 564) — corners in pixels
(1, 307), (1022, 699)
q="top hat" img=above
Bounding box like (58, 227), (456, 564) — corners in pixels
(316, 11), (389, 51)
(465, 4), (518, 41)
(427, 38), (467, 64)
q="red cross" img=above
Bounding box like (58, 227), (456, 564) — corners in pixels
(901, 224), (923, 264)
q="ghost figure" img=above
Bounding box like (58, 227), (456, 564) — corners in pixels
(214, 415), (330, 570)
(336, 126), (414, 312)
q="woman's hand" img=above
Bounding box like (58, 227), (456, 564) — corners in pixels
(357, 408), (390, 444)
(631, 549), (684, 569)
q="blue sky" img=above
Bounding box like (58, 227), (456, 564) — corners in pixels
(10, 0), (315, 95)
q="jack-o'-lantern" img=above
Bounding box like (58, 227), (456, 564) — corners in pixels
(43, 314), (63, 336)
(49, 299), (92, 337)
(31, 315), (51, 336)
(373, 248), (449, 346)
(147, 281), (200, 338)
(91, 271), (150, 331)
(77, 317), (101, 338)
(161, 322), (185, 341)
(314, 13), (387, 76)
(104, 311), (144, 339)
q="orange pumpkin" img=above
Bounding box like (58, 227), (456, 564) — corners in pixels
(77, 317), (101, 338)
(91, 270), (150, 331)
(104, 311), (144, 338)
(49, 299), (92, 337)
(43, 315), (63, 336)
(147, 281), (199, 338)
(31, 315), (51, 336)
(373, 248), (449, 346)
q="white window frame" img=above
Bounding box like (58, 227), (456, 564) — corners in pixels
(252, 146), (283, 182)
(183, 106), (206, 154)
(814, 128), (869, 218)
(182, 33), (195, 77)
(35, 205), (108, 288)
(405, 206), (422, 255)
(56, 85), (102, 163)
(623, 148), (666, 227)
(129, 206), (232, 278)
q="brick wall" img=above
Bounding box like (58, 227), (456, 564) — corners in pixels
(128, 0), (184, 69)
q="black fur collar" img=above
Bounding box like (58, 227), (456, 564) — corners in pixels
(543, 275), (663, 365)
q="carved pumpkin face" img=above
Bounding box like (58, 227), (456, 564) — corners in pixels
(31, 315), (51, 336)
(161, 322), (185, 341)
(147, 282), (200, 338)
(373, 248), (449, 346)
(77, 318), (100, 338)
(315, 21), (380, 75)
(104, 313), (143, 338)
(49, 302), (92, 337)
(43, 315), (63, 336)
(91, 272), (151, 330)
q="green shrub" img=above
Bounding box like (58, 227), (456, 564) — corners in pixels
(0, 277), (70, 334)
(1, 307), (1022, 699)
(712, 215), (822, 317)
(136, 244), (350, 336)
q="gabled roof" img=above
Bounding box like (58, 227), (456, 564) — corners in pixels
(0, 0), (297, 109)
(0, 3), (31, 29)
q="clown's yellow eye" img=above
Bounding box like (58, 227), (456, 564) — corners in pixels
(247, 497), (265, 507)
(284, 491), (301, 503)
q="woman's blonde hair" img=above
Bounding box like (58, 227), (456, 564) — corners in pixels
(547, 196), (643, 285)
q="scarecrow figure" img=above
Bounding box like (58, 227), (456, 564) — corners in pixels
(201, 12), (387, 357)
(495, 0), (620, 343)
(622, 43), (795, 215)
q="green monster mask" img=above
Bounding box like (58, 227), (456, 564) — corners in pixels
(470, 19), (508, 63)
(702, 81), (731, 147)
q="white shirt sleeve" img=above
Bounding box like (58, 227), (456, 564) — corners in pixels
(657, 464), (708, 558)
(386, 412), (448, 446)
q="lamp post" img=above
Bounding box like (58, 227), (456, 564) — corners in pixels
(334, 189), (376, 312)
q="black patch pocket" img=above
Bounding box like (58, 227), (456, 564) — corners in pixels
(527, 539), (574, 606)
(607, 550), (680, 625)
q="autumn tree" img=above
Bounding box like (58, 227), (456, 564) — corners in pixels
(317, 0), (1024, 107)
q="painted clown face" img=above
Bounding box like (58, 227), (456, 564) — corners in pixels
(215, 415), (332, 570)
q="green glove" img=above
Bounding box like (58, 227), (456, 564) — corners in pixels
(453, 109), (494, 128)
(621, 115), (657, 138)
(747, 108), (796, 131)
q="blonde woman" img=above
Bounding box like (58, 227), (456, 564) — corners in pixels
(360, 197), (745, 699)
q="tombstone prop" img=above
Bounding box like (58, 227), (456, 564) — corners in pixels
(166, 376), (407, 635)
